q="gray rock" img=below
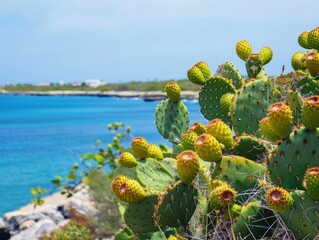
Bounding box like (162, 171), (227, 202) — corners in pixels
(19, 220), (36, 231)
(64, 185), (97, 217)
(0, 218), (5, 228)
(43, 207), (64, 224)
(10, 219), (58, 240)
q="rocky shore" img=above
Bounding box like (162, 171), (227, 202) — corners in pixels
(0, 90), (199, 101)
(0, 185), (111, 240)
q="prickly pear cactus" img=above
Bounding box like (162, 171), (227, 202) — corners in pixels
(110, 27), (319, 239)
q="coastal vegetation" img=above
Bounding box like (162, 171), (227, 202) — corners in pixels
(1, 79), (200, 92)
(31, 26), (319, 239)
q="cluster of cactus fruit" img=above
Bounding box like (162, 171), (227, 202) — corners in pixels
(111, 26), (319, 240)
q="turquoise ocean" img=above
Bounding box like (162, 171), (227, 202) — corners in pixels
(0, 95), (206, 216)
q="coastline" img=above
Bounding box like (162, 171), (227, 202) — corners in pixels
(0, 90), (199, 101)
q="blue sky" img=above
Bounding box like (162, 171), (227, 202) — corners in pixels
(0, 0), (318, 84)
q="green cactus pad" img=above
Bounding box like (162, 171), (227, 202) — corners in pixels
(136, 158), (174, 192)
(230, 78), (280, 136)
(212, 155), (266, 200)
(124, 193), (159, 234)
(294, 71), (319, 96)
(154, 181), (198, 228)
(286, 90), (303, 125)
(155, 99), (189, 144)
(267, 127), (319, 190)
(199, 76), (236, 123)
(232, 135), (268, 161)
(280, 190), (319, 239)
(245, 54), (263, 78)
(215, 62), (245, 89)
(233, 200), (277, 240)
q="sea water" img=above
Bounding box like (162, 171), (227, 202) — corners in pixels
(0, 95), (206, 216)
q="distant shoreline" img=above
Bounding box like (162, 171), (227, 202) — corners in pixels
(0, 90), (199, 101)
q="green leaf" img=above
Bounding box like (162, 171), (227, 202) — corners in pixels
(93, 154), (105, 163)
(30, 188), (38, 195)
(82, 153), (94, 161)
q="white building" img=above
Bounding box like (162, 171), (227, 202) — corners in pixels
(84, 79), (104, 88)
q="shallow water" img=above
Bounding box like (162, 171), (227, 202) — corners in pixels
(0, 95), (206, 216)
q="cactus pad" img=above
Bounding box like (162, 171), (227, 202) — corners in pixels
(199, 76), (236, 123)
(136, 158), (174, 192)
(267, 127), (319, 189)
(212, 155), (266, 197)
(233, 200), (276, 240)
(215, 62), (245, 89)
(155, 99), (189, 144)
(245, 54), (263, 78)
(232, 135), (268, 161)
(280, 190), (319, 239)
(154, 181), (198, 228)
(230, 78), (279, 136)
(124, 193), (159, 234)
